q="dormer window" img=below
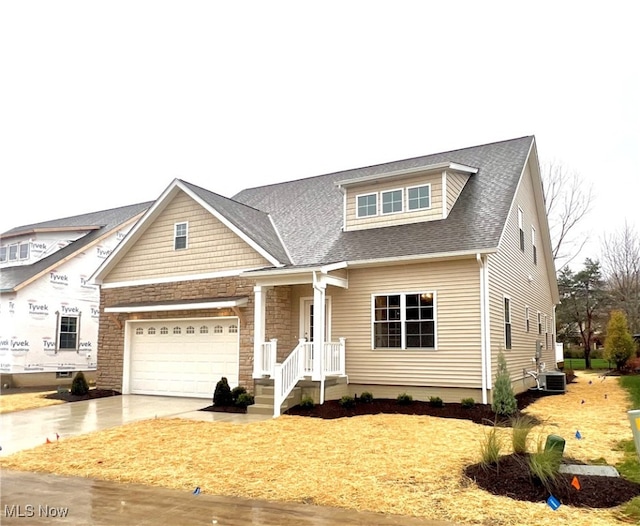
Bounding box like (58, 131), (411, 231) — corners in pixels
(19, 243), (29, 260)
(407, 184), (431, 210)
(174, 222), (188, 250)
(381, 189), (403, 214)
(0, 246), (6, 262)
(357, 193), (377, 218)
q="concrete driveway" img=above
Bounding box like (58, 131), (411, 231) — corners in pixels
(0, 394), (269, 457)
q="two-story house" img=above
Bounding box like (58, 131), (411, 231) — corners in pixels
(91, 136), (559, 416)
(0, 203), (150, 387)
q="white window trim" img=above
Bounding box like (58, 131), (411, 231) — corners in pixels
(517, 207), (524, 251)
(504, 295), (512, 350)
(19, 242), (30, 260)
(380, 188), (404, 215)
(406, 183), (432, 211)
(8, 243), (19, 261)
(370, 291), (438, 350)
(537, 311), (542, 335)
(0, 246), (7, 262)
(356, 192), (378, 218)
(531, 225), (537, 264)
(174, 221), (188, 250)
(525, 305), (530, 333)
(55, 311), (81, 352)
(544, 314), (549, 349)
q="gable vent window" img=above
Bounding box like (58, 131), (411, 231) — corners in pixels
(407, 185), (431, 210)
(229, 324), (238, 334)
(174, 222), (188, 250)
(357, 193), (377, 218)
(381, 189), (403, 214)
(518, 208), (524, 251)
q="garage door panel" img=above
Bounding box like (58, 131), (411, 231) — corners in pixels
(129, 318), (240, 398)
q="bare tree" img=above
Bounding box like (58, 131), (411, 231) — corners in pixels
(541, 161), (594, 268)
(602, 221), (640, 335)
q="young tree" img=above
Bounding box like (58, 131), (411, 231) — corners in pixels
(602, 221), (640, 335)
(541, 161), (594, 268)
(604, 310), (635, 371)
(492, 351), (517, 417)
(556, 259), (609, 369)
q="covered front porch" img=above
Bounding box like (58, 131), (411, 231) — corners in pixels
(249, 263), (349, 417)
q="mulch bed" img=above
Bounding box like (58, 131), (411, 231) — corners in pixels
(285, 389), (561, 426)
(199, 405), (247, 413)
(44, 389), (121, 402)
(464, 453), (640, 508)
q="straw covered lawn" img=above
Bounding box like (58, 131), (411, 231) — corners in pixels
(1, 373), (634, 526)
(0, 391), (64, 414)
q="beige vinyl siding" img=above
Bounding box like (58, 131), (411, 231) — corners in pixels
(446, 171), (470, 214)
(487, 160), (556, 394)
(345, 172), (443, 231)
(104, 191), (270, 283)
(326, 259), (482, 388)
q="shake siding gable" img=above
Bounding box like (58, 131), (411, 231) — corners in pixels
(103, 191), (270, 283)
(329, 260), (482, 388)
(344, 172), (443, 230)
(488, 160), (555, 392)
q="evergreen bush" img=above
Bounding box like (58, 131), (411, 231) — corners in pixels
(429, 396), (444, 408)
(299, 395), (315, 409)
(338, 395), (356, 408)
(604, 310), (635, 370)
(359, 391), (374, 403)
(71, 371), (89, 396)
(396, 392), (413, 405)
(213, 377), (233, 406)
(235, 392), (255, 408)
(491, 351), (517, 417)
(461, 397), (475, 409)
(231, 385), (247, 404)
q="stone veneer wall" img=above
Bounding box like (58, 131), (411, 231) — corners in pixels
(97, 277), (293, 393)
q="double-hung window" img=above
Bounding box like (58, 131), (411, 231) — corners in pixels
(537, 311), (542, 335)
(407, 184), (431, 210)
(381, 189), (403, 214)
(518, 208), (525, 251)
(531, 226), (537, 264)
(19, 243), (29, 260)
(373, 292), (436, 349)
(174, 222), (188, 250)
(357, 193), (377, 218)
(58, 315), (79, 350)
(8, 244), (18, 261)
(525, 306), (530, 333)
(0, 246), (6, 262)
(504, 297), (512, 350)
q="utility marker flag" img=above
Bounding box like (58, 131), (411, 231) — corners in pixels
(547, 495), (561, 510)
(571, 476), (581, 490)
(193, 487), (201, 495)
(575, 430), (582, 439)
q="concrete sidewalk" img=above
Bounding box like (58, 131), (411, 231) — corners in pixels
(0, 395), (270, 456)
(0, 469), (459, 526)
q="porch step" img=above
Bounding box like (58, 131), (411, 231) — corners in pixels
(248, 385), (301, 416)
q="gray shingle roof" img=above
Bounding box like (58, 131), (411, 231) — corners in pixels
(0, 202), (151, 292)
(233, 136), (534, 266)
(179, 181), (291, 265)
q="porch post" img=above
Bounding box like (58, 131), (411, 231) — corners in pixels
(312, 273), (326, 381)
(253, 285), (268, 378)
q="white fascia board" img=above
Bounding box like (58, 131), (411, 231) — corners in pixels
(92, 179), (181, 284)
(105, 297), (248, 313)
(178, 181), (283, 268)
(346, 249), (496, 268)
(321, 261), (348, 273)
(335, 162), (478, 188)
(101, 267), (263, 289)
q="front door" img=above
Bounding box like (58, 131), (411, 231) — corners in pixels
(301, 297), (331, 342)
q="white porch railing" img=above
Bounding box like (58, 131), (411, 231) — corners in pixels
(255, 338), (277, 377)
(272, 338), (346, 417)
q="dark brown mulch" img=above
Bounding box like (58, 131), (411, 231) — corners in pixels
(285, 389), (561, 426)
(44, 389), (121, 402)
(199, 405), (247, 413)
(464, 453), (640, 508)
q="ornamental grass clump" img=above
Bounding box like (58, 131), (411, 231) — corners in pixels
(479, 426), (502, 468)
(492, 351), (517, 417)
(510, 414), (536, 454)
(528, 436), (562, 490)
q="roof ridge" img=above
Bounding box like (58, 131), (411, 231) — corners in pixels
(179, 179), (269, 216)
(236, 135), (534, 194)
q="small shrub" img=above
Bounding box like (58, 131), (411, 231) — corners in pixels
(235, 392), (255, 408)
(231, 385), (247, 403)
(359, 391), (374, 403)
(338, 395), (356, 408)
(492, 350), (517, 417)
(213, 377), (233, 406)
(510, 414), (536, 454)
(71, 372), (89, 396)
(461, 397), (475, 409)
(429, 396), (444, 408)
(479, 426), (502, 468)
(396, 392), (413, 405)
(299, 395), (315, 409)
(528, 439), (562, 490)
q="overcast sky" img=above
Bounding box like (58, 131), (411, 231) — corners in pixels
(1, 1), (638, 270)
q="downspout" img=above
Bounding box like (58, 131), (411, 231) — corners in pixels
(477, 254), (488, 405)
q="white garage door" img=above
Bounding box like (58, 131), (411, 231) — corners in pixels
(129, 318), (239, 398)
